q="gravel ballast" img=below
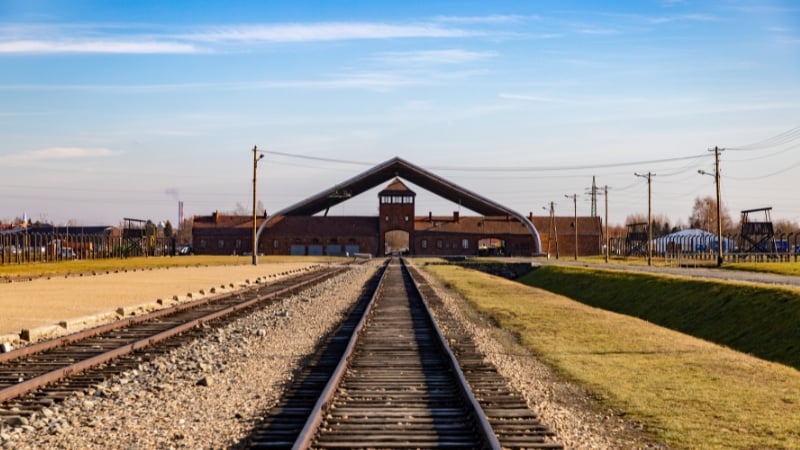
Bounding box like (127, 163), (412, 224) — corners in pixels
(1, 260), (662, 449)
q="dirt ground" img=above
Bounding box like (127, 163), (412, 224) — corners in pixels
(0, 263), (318, 340)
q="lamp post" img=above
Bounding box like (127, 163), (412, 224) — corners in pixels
(252, 146), (264, 266)
(634, 172), (654, 266)
(699, 146), (724, 267)
(542, 202), (559, 259)
(565, 194), (578, 260)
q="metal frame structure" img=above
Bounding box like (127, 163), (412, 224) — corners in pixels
(254, 157), (542, 263)
(738, 207), (776, 253)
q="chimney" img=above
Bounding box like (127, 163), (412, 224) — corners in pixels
(453, 211), (460, 223)
(528, 211), (533, 220)
(428, 211), (432, 222)
(212, 210), (219, 223)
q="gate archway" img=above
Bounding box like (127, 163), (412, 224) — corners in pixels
(384, 230), (410, 255)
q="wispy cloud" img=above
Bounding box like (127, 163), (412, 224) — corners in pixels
(183, 22), (477, 43)
(499, 93), (562, 103)
(0, 39), (199, 54)
(0, 147), (117, 165)
(432, 15), (534, 25)
(0, 20), (486, 54)
(28, 147), (116, 160)
(371, 49), (495, 66)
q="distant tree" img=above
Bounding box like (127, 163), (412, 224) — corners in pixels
(226, 201), (265, 216)
(688, 196), (735, 234)
(145, 220), (157, 237)
(625, 213), (673, 237)
(163, 220), (174, 238)
(177, 217), (193, 244)
(773, 218), (800, 236)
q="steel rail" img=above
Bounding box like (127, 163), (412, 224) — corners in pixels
(0, 266), (346, 404)
(404, 258), (504, 449)
(289, 258), (502, 449)
(290, 260), (390, 450)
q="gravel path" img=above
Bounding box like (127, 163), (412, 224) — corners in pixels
(1, 260), (663, 449)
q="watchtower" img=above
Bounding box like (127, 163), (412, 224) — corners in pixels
(625, 222), (649, 256)
(378, 178), (416, 255)
(738, 207), (776, 253)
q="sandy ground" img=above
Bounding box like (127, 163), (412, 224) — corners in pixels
(0, 263), (319, 342)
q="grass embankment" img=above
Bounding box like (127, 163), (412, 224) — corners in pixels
(422, 264), (800, 449)
(0, 255), (342, 279)
(522, 265), (800, 369)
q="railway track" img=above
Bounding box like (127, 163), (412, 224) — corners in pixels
(0, 264), (348, 425)
(245, 258), (561, 449)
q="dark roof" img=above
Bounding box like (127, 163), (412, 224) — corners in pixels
(379, 178), (416, 195)
(0, 225), (114, 235)
(416, 215), (602, 236)
(265, 216), (379, 236)
(257, 156), (542, 253)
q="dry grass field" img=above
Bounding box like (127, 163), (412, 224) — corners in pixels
(0, 256), (341, 339)
(422, 263), (800, 449)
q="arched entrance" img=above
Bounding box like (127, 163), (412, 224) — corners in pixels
(478, 237), (505, 256)
(384, 230), (410, 255)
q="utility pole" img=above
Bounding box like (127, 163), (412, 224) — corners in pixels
(252, 146), (264, 266)
(543, 201), (558, 259)
(714, 147), (723, 267)
(699, 146), (725, 267)
(634, 172), (655, 266)
(565, 194), (578, 260)
(604, 185), (609, 263)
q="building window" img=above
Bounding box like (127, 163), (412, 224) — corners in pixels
(462, 239), (469, 249)
(436, 239), (443, 249)
(421, 239), (427, 249)
(273, 239), (280, 249)
(199, 239), (207, 249)
(404, 215), (409, 222)
(385, 216), (389, 222)
(235, 239), (242, 249)
(217, 240), (225, 249)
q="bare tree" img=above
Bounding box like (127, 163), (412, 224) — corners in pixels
(773, 218), (800, 236)
(226, 201), (265, 216)
(688, 196), (735, 234)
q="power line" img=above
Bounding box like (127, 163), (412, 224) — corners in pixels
(266, 149), (710, 173)
(728, 125), (800, 151)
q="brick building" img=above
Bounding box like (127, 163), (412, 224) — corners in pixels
(192, 157), (602, 257)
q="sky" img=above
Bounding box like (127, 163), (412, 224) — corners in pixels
(1, 0), (799, 229)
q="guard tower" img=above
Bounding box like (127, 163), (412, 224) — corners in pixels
(378, 178), (416, 255)
(738, 207), (776, 253)
(625, 222), (649, 256)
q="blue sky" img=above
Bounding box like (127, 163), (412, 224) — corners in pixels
(1, 0), (798, 228)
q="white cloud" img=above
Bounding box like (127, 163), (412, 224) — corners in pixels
(183, 22), (475, 43)
(0, 20), (483, 54)
(28, 147), (116, 160)
(432, 15), (534, 25)
(499, 93), (561, 103)
(372, 49), (496, 66)
(0, 39), (200, 54)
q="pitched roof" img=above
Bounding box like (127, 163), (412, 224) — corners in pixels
(379, 178), (415, 195)
(257, 156), (542, 253)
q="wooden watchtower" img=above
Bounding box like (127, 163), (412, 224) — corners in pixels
(625, 222), (649, 256)
(738, 207), (776, 253)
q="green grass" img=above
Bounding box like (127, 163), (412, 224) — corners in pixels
(722, 261), (800, 276)
(0, 255), (342, 279)
(519, 265), (800, 369)
(422, 264), (800, 449)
